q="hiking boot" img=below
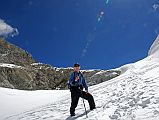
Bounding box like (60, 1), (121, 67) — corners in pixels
(90, 107), (96, 110)
(71, 113), (75, 117)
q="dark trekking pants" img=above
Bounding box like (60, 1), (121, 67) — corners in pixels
(70, 88), (95, 115)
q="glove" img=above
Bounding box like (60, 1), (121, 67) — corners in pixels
(85, 90), (88, 93)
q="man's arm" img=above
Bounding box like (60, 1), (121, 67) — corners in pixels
(82, 76), (88, 91)
(68, 73), (74, 89)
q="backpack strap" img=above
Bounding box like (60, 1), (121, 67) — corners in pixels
(79, 71), (83, 78)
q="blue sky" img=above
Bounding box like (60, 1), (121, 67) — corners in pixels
(0, 0), (159, 69)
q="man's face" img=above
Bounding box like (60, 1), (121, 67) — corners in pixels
(74, 66), (80, 72)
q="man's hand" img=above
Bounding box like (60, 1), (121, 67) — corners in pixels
(75, 76), (80, 81)
(85, 90), (88, 93)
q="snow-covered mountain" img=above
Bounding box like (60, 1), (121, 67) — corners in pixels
(1, 35), (159, 120)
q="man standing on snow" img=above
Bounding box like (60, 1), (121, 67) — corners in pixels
(68, 63), (96, 117)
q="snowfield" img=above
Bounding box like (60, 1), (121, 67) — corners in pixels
(0, 88), (69, 120)
(1, 36), (159, 120)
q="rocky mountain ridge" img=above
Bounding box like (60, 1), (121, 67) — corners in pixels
(0, 38), (121, 90)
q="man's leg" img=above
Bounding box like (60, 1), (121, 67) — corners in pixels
(80, 91), (96, 110)
(70, 91), (80, 116)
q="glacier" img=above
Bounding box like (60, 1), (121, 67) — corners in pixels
(1, 35), (159, 120)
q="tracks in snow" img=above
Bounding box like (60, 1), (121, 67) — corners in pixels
(4, 61), (159, 120)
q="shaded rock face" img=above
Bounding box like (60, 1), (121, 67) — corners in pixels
(0, 38), (121, 90)
(0, 38), (36, 66)
(83, 70), (121, 86)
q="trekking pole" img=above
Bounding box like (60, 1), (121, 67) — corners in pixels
(81, 90), (88, 118)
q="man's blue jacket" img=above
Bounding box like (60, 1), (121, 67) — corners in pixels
(68, 71), (88, 91)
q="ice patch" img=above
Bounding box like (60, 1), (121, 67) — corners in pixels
(0, 63), (22, 68)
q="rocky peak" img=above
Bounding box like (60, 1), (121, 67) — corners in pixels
(0, 38), (36, 67)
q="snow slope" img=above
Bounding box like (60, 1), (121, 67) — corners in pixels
(1, 35), (159, 120)
(148, 35), (159, 57)
(0, 88), (69, 120)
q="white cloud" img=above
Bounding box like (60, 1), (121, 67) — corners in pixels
(0, 19), (19, 38)
(153, 4), (159, 11)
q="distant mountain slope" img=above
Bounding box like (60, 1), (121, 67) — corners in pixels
(0, 38), (121, 90)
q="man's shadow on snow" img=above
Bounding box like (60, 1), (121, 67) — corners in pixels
(65, 110), (91, 120)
